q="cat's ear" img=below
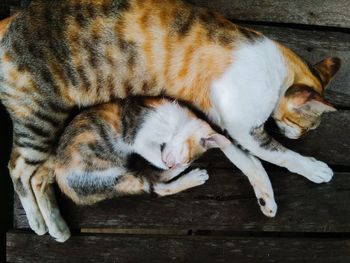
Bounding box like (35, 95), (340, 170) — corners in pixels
(201, 134), (231, 149)
(314, 57), (341, 87)
(287, 85), (337, 113)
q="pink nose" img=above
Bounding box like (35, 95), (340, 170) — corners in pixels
(162, 152), (176, 169)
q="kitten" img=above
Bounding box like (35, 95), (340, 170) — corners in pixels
(0, 0), (340, 236)
(34, 97), (275, 242)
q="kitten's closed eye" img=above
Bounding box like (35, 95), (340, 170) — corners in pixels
(160, 143), (166, 153)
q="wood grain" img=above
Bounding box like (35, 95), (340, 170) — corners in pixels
(188, 0), (350, 28)
(7, 232), (350, 263)
(14, 168), (350, 232)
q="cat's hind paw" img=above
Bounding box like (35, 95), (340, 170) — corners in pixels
(184, 168), (209, 188)
(29, 216), (48, 236)
(48, 218), (71, 243)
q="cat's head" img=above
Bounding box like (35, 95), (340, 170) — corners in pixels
(274, 57), (341, 139)
(161, 119), (222, 169)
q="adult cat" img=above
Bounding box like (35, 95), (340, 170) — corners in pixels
(0, 0), (340, 235)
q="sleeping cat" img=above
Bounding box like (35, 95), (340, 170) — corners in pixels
(33, 97), (276, 242)
(0, 0), (341, 236)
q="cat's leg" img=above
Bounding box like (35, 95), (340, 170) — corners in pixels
(57, 164), (208, 202)
(114, 169), (208, 196)
(153, 168), (209, 196)
(8, 109), (68, 235)
(9, 147), (48, 235)
(224, 147), (277, 217)
(212, 134), (277, 217)
(228, 124), (333, 184)
(31, 161), (71, 242)
(158, 164), (190, 182)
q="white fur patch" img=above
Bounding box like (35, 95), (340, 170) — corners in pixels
(133, 101), (211, 169)
(210, 38), (287, 130)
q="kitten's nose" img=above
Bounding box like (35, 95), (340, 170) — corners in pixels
(162, 152), (176, 169)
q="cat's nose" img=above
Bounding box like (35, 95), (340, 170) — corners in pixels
(162, 152), (176, 169)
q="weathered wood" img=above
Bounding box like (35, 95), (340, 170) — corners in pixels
(14, 168), (350, 232)
(188, 0), (350, 28)
(247, 25), (350, 107)
(6, 0), (350, 29)
(7, 232), (350, 263)
(0, 104), (13, 262)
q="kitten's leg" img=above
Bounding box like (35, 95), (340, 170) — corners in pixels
(31, 162), (71, 243)
(9, 148), (47, 235)
(158, 164), (189, 182)
(153, 168), (209, 196)
(115, 169), (208, 196)
(228, 124), (333, 184)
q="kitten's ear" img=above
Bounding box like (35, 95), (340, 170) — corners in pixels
(287, 85), (337, 113)
(201, 134), (231, 150)
(314, 57), (341, 87)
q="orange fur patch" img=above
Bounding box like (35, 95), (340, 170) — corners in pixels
(115, 174), (146, 195)
(0, 15), (17, 41)
(143, 97), (167, 108)
(277, 42), (323, 93)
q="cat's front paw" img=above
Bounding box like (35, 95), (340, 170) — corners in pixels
(301, 158), (333, 184)
(257, 194), (277, 218)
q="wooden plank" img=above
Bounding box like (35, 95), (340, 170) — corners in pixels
(7, 232), (350, 263)
(5, 0), (350, 29)
(14, 168), (350, 232)
(187, 0), (350, 28)
(0, 104), (13, 262)
(248, 25), (350, 107)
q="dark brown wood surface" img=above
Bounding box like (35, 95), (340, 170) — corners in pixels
(188, 0), (350, 28)
(7, 232), (350, 263)
(14, 169), (350, 232)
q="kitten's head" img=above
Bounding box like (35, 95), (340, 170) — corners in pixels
(274, 57), (341, 139)
(161, 119), (221, 169)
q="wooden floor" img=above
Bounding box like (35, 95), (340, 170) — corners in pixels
(3, 0), (350, 262)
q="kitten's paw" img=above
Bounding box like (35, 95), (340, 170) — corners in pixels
(257, 194), (277, 218)
(185, 168), (209, 187)
(48, 218), (71, 243)
(302, 158), (334, 184)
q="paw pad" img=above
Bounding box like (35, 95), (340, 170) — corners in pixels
(258, 198), (266, 207)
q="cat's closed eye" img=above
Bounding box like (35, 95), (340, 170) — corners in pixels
(160, 143), (166, 153)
